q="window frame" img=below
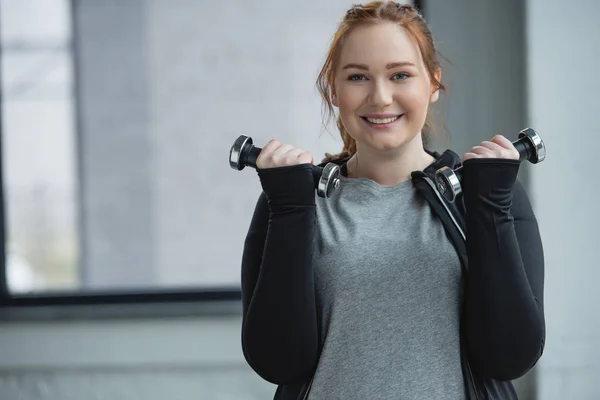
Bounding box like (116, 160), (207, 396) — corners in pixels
(0, 0), (241, 317)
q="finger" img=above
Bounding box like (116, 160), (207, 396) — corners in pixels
(279, 147), (305, 164)
(490, 135), (519, 159)
(472, 143), (517, 160)
(260, 138), (281, 156)
(271, 144), (296, 157)
(297, 152), (314, 165)
(470, 145), (494, 156)
(256, 139), (281, 168)
(490, 135), (514, 150)
(270, 144), (297, 164)
(479, 141), (504, 152)
(288, 149), (314, 166)
(462, 152), (479, 163)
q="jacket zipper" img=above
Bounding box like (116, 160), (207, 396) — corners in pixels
(420, 174), (481, 400)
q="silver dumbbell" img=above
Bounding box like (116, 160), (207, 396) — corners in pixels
(435, 128), (546, 203)
(229, 135), (341, 198)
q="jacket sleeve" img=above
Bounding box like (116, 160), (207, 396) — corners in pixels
(461, 158), (546, 381)
(240, 164), (319, 385)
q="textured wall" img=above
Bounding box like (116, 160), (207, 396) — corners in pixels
(527, 0), (600, 398)
(75, 0), (351, 291)
(0, 368), (272, 400)
(0, 315), (276, 400)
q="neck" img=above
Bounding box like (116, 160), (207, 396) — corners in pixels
(346, 133), (435, 186)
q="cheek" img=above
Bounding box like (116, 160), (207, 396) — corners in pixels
(402, 85), (431, 110)
(336, 87), (363, 114)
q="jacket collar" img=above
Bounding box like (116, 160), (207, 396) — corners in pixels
(421, 148), (462, 178)
(321, 148), (462, 180)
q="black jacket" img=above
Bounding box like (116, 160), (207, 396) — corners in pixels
(241, 149), (545, 400)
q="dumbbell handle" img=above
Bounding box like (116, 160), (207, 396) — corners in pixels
(229, 135), (341, 198)
(514, 139), (538, 163)
(435, 128), (545, 203)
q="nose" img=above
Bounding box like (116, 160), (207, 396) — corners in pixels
(369, 79), (393, 108)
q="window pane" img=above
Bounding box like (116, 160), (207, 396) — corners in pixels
(1, 0), (343, 293)
(1, 0), (78, 293)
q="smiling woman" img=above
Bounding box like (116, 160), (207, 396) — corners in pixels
(240, 2), (545, 400)
(319, 3), (445, 167)
(330, 21), (442, 184)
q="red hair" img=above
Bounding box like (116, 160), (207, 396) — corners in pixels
(317, 1), (446, 163)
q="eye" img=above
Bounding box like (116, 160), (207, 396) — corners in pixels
(392, 72), (410, 80)
(347, 74), (367, 81)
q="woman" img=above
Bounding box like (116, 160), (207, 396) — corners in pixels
(240, 2), (545, 399)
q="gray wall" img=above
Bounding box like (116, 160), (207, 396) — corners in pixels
(425, 0), (529, 185)
(75, 0), (157, 288)
(74, 0), (349, 290)
(527, 0), (600, 398)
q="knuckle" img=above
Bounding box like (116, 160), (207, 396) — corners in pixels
(269, 152), (281, 164)
(256, 155), (267, 168)
(300, 153), (313, 163)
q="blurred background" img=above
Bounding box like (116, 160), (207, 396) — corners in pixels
(0, 0), (598, 399)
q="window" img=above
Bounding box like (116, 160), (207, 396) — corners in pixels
(2, 0), (78, 294)
(1, 0), (341, 303)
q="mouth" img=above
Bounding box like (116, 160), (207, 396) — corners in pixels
(360, 114), (403, 128)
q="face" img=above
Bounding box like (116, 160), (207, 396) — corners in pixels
(332, 22), (441, 154)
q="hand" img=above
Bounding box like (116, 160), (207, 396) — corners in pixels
(462, 135), (519, 163)
(256, 139), (314, 169)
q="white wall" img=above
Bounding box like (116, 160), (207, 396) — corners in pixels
(527, 0), (600, 398)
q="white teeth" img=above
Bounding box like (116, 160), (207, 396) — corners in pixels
(365, 116), (400, 124)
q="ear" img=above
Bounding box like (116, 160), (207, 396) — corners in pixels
(429, 67), (442, 104)
(332, 90), (339, 107)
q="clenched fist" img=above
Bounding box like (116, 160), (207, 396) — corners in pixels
(462, 135), (519, 163)
(256, 139), (314, 169)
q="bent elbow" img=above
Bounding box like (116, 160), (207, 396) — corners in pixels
(471, 327), (545, 381)
(241, 329), (317, 385)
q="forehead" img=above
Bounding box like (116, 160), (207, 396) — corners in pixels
(338, 22), (423, 68)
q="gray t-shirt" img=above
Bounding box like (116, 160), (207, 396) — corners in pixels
(307, 174), (466, 400)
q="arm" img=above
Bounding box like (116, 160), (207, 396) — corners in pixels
(462, 158), (546, 381)
(241, 164), (319, 385)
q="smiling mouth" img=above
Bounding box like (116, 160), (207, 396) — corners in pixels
(361, 115), (403, 125)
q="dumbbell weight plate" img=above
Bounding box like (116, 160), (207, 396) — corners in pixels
(435, 166), (462, 203)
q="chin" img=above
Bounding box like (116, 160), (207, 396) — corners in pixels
(363, 132), (415, 153)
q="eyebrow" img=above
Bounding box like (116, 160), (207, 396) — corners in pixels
(342, 61), (416, 70)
